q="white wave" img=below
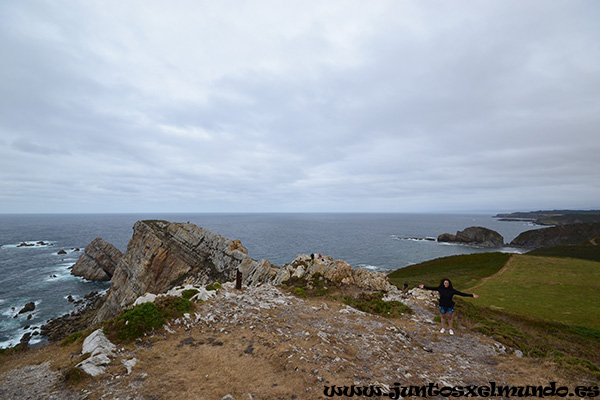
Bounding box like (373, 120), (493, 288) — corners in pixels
(391, 235), (437, 242)
(3, 240), (54, 248)
(0, 337), (19, 349)
(0, 329), (42, 350)
(1, 306), (17, 317)
(0, 300), (40, 317)
(356, 264), (384, 272)
(28, 335), (43, 346)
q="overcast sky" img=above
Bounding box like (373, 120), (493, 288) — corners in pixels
(1, 1), (599, 214)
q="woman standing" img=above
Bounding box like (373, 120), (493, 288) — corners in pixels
(419, 278), (478, 335)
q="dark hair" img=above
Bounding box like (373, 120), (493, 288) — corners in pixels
(438, 278), (453, 289)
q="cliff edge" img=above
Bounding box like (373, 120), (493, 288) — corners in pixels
(95, 220), (274, 322)
(95, 220), (396, 322)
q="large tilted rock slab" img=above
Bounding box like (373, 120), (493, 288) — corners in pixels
(71, 237), (123, 281)
(437, 226), (504, 248)
(94, 220), (274, 322)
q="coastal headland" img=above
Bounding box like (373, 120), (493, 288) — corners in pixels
(1, 217), (599, 399)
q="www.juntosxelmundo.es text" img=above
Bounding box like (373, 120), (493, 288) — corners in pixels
(323, 382), (599, 398)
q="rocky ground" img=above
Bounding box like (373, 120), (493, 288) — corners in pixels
(0, 283), (594, 400)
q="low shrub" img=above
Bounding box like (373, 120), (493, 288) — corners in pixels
(156, 296), (194, 320)
(61, 332), (85, 347)
(181, 288), (199, 300)
(104, 302), (165, 342)
(343, 292), (410, 318)
(206, 281), (223, 291)
(63, 366), (87, 386)
(104, 295), (195, 343)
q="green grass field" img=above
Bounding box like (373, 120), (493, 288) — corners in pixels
(463, 255), (600, 330)
(387, 251), (600, 378)
(387, 252), (511, 290)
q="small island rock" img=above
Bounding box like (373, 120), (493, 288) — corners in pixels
(18, 302), (36, 314)
(437, 226), (504, 248)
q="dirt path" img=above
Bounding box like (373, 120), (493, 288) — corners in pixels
(466, 254), (516, 292)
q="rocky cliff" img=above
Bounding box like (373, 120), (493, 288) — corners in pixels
(510, 222), (600, 249)
(71, 238), (123, 281)
(266, 254), (394, 292)
(94, 220), (396, 323)
(437, 226), (504, 247)
(94, 220), (274, 322)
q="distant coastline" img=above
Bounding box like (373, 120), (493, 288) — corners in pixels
(494, 209), (600, 225)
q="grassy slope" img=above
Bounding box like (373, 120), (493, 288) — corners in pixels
(388, 251), (600, 379)
(463, 254), (600, 330)
(527, 244), (600, 262)
(387, 252), (511, 290)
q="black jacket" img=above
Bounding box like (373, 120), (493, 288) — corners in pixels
(423, 286), (474, 308)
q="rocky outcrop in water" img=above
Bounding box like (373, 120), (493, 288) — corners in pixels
(18, 302), (35, 314)
(437, 226), (504, 248)
(71, 238), (123, 281)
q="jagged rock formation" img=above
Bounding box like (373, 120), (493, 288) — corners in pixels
(510, 222), (600, 249)
(437, 226), (504, 248)
(261, 254), (395, 292)
(94, 220), (274, 322)
(71, 238), (123, 281)
(94, 220), (397, 323)
(40, 292), (105, 342)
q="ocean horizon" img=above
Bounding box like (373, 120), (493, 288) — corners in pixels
(0, 212), (535, 348)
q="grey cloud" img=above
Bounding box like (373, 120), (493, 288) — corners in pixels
(0, 1), (598, 213)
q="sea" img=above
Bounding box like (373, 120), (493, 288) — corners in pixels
(0, 212), (536, 349)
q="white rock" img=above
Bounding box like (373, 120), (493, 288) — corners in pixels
(82, 329), (116, 357)
(78, 354), (111, 376)
(133, 293), (157, 306)
(515, 350), (524, 358)
(78, 329), (117, 376)
(121, 358), (138, 374)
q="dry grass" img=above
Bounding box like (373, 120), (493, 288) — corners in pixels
(2, 285), (598, 399)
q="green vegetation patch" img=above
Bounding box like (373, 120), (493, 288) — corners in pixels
(181, 288), (199, 300)
(387, 252), (511, 290)
(343, 292), (410, 317)
(283, 272), (337, 298)
(104, 296), (194, 343)
(459, 300), (600, 379)
(61, 332), (85, 347)
(283, 272), (411, 318)
(206, 281), (223, 291)
(527, 243), (600, 262)
(464, 254), (600, 330)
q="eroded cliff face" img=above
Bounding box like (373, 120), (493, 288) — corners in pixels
(94, 220), (274, 322)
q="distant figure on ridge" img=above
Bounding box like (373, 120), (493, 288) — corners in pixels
(419, 278), (478, 335)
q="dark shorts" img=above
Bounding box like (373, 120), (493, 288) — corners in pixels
(439, 306), (454, 314)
